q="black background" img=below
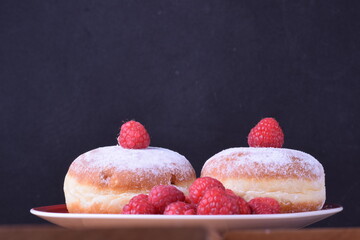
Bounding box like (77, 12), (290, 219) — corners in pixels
(1, 0), (359, 227)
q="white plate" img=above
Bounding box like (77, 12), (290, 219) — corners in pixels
(30, 204), (343, 232)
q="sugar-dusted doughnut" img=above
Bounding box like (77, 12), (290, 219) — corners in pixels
(64, 146), (196, 213)
(201, 147), (326, 213)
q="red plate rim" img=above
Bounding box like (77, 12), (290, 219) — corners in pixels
(32, 203), (342, 214)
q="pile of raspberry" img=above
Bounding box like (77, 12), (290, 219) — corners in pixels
(122, 177), (280, 215)
(118, 119), (283, 215)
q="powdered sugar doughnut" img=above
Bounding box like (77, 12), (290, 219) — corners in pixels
(64, 146), (196, 213)
(201, 147), (326, 213)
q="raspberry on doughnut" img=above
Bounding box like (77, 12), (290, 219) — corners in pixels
(63, 121), (196, 214)
(200, 147), (326, 213)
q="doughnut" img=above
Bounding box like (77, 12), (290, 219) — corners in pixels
(200, 147), (326, 213)
(64, 146), (196, 213)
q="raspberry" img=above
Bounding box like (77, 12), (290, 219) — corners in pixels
(148, 185), (185, 213)
(184, 196), (193, 204)
(248, 117), (284, 148)
(248, 197), (281, 214)
(197, 187), (240, 215)
(225, 189), (251, 214)
(189, 177), (225, 204)
(225, 189), (237, 197)
(118, 120), (150, 149)
(122, 194), (157, 214)
(236, 196), (252, 214)
(163, 201), (196, 215)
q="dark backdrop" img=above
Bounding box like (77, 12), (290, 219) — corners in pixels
(1, 0), (359, 227)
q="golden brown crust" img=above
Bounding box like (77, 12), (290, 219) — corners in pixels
(280, 200), (325, 213)
(67, 161), (195, 193)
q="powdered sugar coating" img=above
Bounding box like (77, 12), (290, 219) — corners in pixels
(202, 147), (324, 180)
(71, 146), (193, 177)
